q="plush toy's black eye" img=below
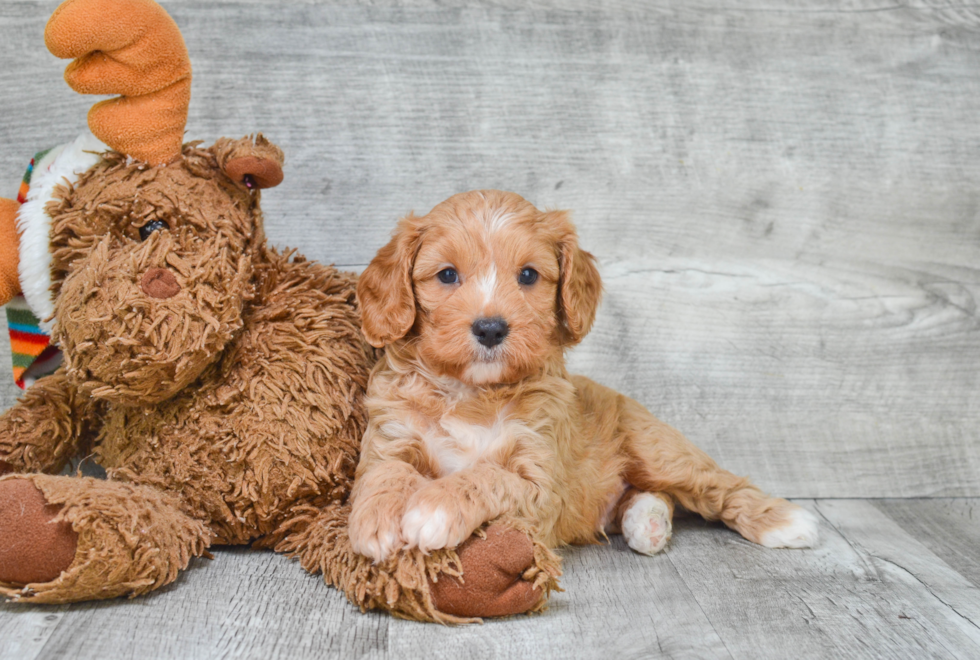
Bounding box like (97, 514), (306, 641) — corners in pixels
(437, 268), (459, 284)
(519, 267), (538, 285)
(139, 220), (170, 242)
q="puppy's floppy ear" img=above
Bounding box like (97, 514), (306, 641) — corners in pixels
(358, 214), (424, 348)
(547, 210), (602, 346)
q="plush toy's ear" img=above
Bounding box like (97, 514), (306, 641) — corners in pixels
(544, 210), (602, 346)
(214, 134), (285, 190)
(357, 215), (424, 348)
(0, 198), (21, 307)
(45, 0), (192, 167)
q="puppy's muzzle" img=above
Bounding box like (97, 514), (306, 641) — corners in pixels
(472, 316), (509, 348)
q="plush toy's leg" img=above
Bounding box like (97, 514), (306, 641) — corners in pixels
(620, 398), (819, 549)
(0, 477), (77, 584)
(0, 474), (211, 603)
(0, 197), (20, 307)
(272, 502), (561, 623)
(0, 368), (98, 476)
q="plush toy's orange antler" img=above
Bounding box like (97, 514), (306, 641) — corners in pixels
(45, 0), (191, 166)
(0, 198), (21, 306)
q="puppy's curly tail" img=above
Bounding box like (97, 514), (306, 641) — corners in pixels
(45, 0), (192, 166)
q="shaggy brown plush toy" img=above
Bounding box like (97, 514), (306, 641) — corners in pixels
(0, 0), (558, 622)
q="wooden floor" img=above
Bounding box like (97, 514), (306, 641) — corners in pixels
(0, 498), (977, 659)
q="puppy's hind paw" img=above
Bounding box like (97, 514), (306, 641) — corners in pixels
(622, 493), (672, 556)
(760, 507), (820, 549)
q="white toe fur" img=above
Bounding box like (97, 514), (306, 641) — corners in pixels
(622, 493), (672, 555)
(349, 521), (401, 562)
(760, 507), (820, 548)
(401, 505), (451, 553)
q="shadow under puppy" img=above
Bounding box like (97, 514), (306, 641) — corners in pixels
(351, 190), (818, 582)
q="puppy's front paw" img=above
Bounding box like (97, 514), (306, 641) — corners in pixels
(349, 504), (405, 562)
(401, 487), (481, 554)
(760, 506), (820, 549)
(401, 505), (456, 554)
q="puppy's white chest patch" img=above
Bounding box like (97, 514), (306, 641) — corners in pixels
(425, 412), (514, 476)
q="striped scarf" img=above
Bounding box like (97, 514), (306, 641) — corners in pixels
(6, 150), (61, 389)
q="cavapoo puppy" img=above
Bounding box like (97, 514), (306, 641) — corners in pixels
(349, 190), (818, 562)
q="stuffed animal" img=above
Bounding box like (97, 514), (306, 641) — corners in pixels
(0, 0), (558, 622)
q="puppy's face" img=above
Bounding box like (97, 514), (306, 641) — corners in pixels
(358, 190), (602, 386)
(410, 197), (562, 384)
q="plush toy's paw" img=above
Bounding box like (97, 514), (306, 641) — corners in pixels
(348, 502), (405, 562)
(429, 524), (544, 618)
(0, 478), (77, 584)
(401, 486), (482, 554)
(621, 492), (672, 556)
(760, 506), (820, 549)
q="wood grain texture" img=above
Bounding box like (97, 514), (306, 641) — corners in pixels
(0, 549), (391, 660)
(0, 3), (978, 501)
(816, 499), (980, 641)
(666, 500), (980, 660)
(386, 539), (732, 660)
(5, 2), (980, 657)
(3, 498), (980, 658)
(874, 498), (980, 589)
(0, 320), (17, 441)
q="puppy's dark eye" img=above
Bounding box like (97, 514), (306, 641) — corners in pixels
(518, 267), (538, 285)
(437, 268), (459, 284)
(139, 220), (170, 242)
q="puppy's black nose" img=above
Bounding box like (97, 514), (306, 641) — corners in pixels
(472, 317), (509, 348)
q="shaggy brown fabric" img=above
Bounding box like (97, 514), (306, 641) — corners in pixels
(1, 134), (560, 616)
(0, 474), (210, 602)
(48, 145), (259, 406)
(428, 524), (552, 619)
(3, 0), (561, 613)
(214, 135), (284, 190)
(93, 248), (373, 545)
(0, 368), (100, 475)
(272, 504), (561, 623)
(0, 478), (77, 585)
(0, 198), (19, 305)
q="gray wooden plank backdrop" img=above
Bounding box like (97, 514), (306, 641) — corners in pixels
(1, 0), (979, 497)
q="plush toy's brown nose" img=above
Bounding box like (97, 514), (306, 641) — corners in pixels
(141, 268), (181, 299)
